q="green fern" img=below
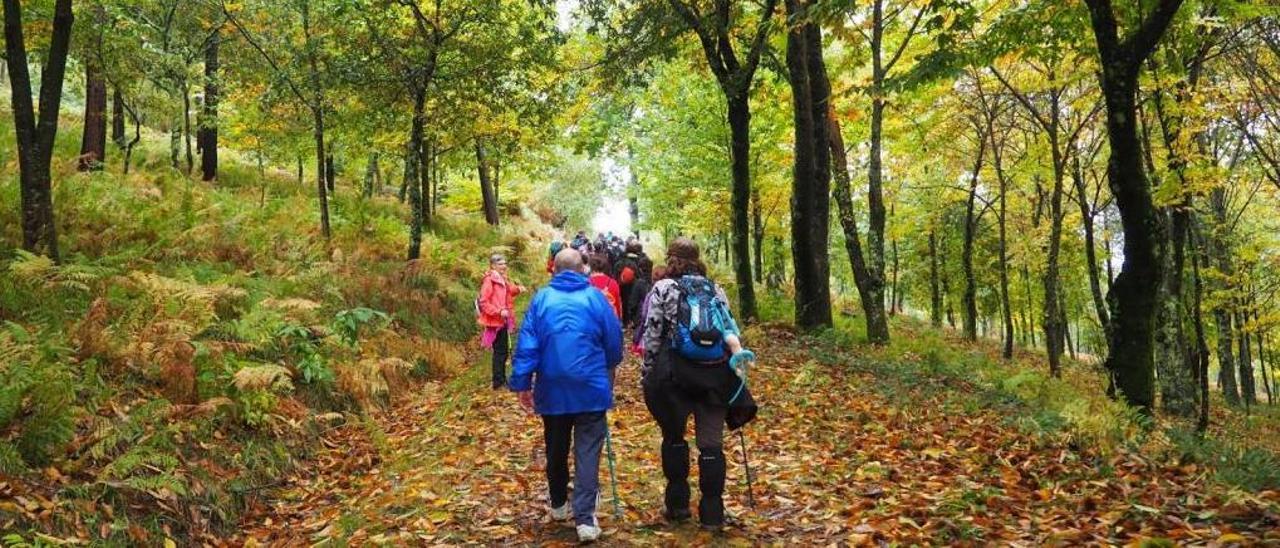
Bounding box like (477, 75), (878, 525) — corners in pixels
(0, 324), (76, 469)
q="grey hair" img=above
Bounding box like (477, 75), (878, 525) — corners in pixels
(489, 253), (507, 265)
(553, 248), (585, 273)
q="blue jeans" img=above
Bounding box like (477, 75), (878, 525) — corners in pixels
(542, 411), (606, 526)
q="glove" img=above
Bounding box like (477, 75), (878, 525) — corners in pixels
(729, 349), (755, 380)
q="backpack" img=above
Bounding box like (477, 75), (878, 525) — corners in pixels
(671, 276), (731, 364)
(598, 286), (620, 317)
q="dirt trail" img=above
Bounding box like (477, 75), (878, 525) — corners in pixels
(239, 327), (1279, 545)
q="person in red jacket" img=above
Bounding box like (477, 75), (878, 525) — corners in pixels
(587, 253), (622, 319)
(478, 253), (526, 389)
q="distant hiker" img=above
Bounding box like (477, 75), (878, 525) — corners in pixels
(478, 253), (526, 389)
(572, 231), (591, 252)
(614, 242), (646, 326)
(546, 239), (565, 274)
(632, 263), (670, 355)
(588, 254), (623, 319)
(641, 238), (756, 530)
(510, 248), (623, 543)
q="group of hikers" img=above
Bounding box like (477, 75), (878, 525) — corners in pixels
(476, 233), (757, 542)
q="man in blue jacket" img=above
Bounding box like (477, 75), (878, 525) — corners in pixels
(510, 248), (623, 543)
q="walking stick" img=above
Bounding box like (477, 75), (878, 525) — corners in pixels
(604, 420), (623, 518)
(738, 429), (756, 508)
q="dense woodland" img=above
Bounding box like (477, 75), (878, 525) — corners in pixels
(2, 0), (1280, 544)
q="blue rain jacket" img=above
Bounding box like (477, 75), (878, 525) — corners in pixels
(509, 270), (623, 415)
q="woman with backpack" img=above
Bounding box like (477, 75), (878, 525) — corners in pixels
(640, 238), (754, 530)
(478, 253), (526, 389)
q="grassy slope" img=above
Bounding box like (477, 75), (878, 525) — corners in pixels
(0, 109), (553, 543)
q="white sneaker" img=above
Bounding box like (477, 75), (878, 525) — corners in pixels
(576, 522), (602, 543)
(550, 503), (571, 521)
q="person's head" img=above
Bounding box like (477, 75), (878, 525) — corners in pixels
(489, 253), (508, 274)
(554, 248), (586, 274)
(588, 253), (610, 275)
(652, 265), (668, 282)
(664, 237), (706, 278)
(626, 241), (643, 255)
(638, 256), (653, 278)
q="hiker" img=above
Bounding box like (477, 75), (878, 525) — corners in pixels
(587, 254), (623, 319)
(478, 253), (526, 389)
(620, 252), (651, 327)
(572, 231), (591, 253)
(641, 238), (756, 530)
(546, 239), (565, 274)
(509, 248), (623, 543)
(629, 261), (661, 356)
(614, 242), (646, 326)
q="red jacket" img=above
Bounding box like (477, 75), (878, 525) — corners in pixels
(478, 270), (523, 328)
(589, 273), (622, 319)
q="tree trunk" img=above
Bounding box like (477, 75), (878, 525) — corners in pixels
(725, 97), (760, 321)
(313, 108), (331, 239)
(79, 61), (108, 171)
(1191, 220), (1212, 431)
(1083, 0), (1185, 411)
(419, 137), (432, 227)
(962, 138), (985, 342)
(407, 92), (425, 260)
(752, 186), (764, 285)
(325, 149), (336, 193)
(364, 152), (379, 199)
(200, 31), (219, 182)
(112, 87), (126, 148)
(297, 156), (304, 186)
(1074, 155), (1110, 334)
(785, 5), (833, 331)
(1155, 206), (1197, 417)
(4, 0), (73, 260)
(996, 157), (1014, 358)
(929, 230), (942, 328)
(890, 235), (900, 316)
(477, 141), (500, 226)
(1237, 311), (1257, 407)
(183, 81), (194, 174)
(862, 0), (891, 343)
(1042, 141), (1067, 376)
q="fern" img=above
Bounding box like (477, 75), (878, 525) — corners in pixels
(0, 324), (76, 469)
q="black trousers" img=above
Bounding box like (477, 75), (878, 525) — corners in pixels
(644, 381), (727, 525)
(491, 326), (509, 388)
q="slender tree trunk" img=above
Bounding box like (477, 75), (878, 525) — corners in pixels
(112, 87), (126, 148)
(313, 108), (331, 239)
(183, 80), (194, 174)
(200, 31), (219, 181)
(1023, 266), (1036, 348)
(407, 92), (425, 259)
(726, 96), (760, 321)
(297, 156), (304, 186)
(943, 238), (955, 329)
(477, 141), (500, 225)
(1255, 309), (1274, 405)
(752, 186), (764, 285)
(785, 5), (833, 331)
(861, 0), (891, 343)
(996, 158), (1014, 358)
(420, 137), (432, 227)
(1074, 155), (1110, 334)
(364, 152), (379, 199)
(929, 230), (942, 328)
(79, 61), (108, 171)
(325, 148), (336, 193)
(962, 138), (985, 342)
(1042, 141), (1067, 376)
(890, 233), (900, 316)
(1237, 311), (1257, 407)
(1191, 220), (1212, 431)
(4, 0), (73, 260)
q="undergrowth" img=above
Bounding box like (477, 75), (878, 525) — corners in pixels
(0, 112), (548, 542)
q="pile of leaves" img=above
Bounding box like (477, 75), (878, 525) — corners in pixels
(235, 325), (1280, 545)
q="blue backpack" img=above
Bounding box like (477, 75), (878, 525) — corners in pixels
(672, 276), (731, 363)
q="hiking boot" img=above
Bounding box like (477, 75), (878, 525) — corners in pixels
(549, 502), (571, 521)
(661, 441), (691, 521)
(576, 517), (601, 542)
(697, 449), (726, 528)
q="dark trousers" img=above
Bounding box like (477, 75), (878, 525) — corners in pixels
(644, 382), (727, 526)
(543, 412), (607, 526)
(491, 326), (509, 388)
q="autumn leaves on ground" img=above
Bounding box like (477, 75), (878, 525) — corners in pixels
(237, 321), (1279, 545)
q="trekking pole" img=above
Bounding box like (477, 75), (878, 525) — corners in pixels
(738, 429), (756, 508)
(604, 419), (623, 518)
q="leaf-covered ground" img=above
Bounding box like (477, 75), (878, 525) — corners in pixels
(236, 326), (1280, 546)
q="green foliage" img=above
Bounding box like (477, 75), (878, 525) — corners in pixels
(332, 307), (390, 349)
(0, 323), (76, 471)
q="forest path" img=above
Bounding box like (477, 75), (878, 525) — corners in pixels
(237, 325), (1278, 545)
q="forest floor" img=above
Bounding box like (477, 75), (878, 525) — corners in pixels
(235, 323), (1280, 546)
